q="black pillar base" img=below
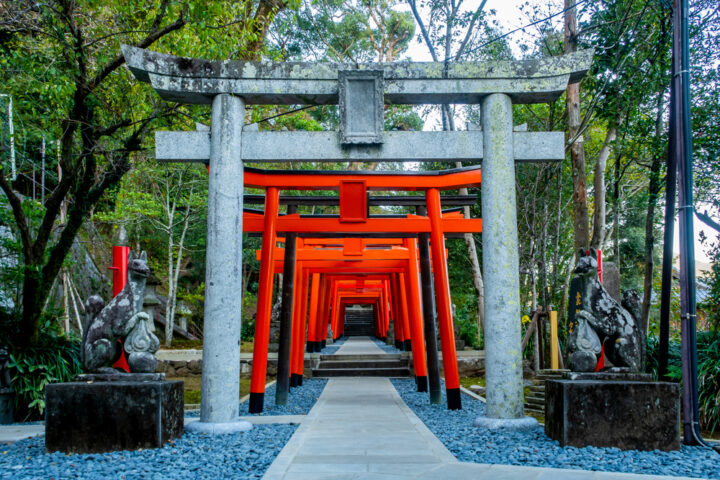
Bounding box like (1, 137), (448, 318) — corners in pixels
(321, 340), (327, 348)
(314, 342), (322, 353)
(290, 373), (302, 387)
(395, 340), (403, 350)
(306, 341), (316, 353)
(403, 339), (412, 351)
(248, 392), (264, 413)
(446, 388), (462, 410)
(416, 376), (428, 392)
(297, 375), (303, 386)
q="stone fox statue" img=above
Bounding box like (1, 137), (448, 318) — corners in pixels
(82, 251), (159, 373)
(568, 249), (642, 372)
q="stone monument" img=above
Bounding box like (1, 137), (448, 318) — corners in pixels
(45, 251), (184, 453)
(545, 250), (680, 451)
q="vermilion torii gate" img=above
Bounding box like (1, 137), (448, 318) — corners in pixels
(123, 45), (591, 433)
(243, 167), (482, 412)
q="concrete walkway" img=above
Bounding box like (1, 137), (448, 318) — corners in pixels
(334, 336), (385, 355)
(264, 376), (705, 480)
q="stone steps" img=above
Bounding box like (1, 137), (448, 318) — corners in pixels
(317, 359), (407, 369)
(322, 353), (404, 361)
(524, 369), (569, 415)
(312, 353), (411, 378)
(313, 367), (411, 377)
(343, 309), (375, 336)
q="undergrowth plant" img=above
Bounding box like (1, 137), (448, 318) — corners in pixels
(6, 319), (82, 420)
(647, 331), (720, 435)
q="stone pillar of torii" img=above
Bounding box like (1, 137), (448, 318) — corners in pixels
(123, 45), (592, 433)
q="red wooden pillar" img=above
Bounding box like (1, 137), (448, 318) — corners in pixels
(249, 187), (279, 413)
(109, 246), (130, 372)
(406, 239), (429, 392)
(388, 274), (401, 347)
(290, 263), (303, 387)
(319, 275), (331, 348)
(426, 188), (462, 410)
(390, 275), (404, 349)
(398, 275), (412, 352)
(334, 282), (343, 340)
(294, 268), (310, 385)
(338, 303), (346, 337)
(306, 273), (321, 353)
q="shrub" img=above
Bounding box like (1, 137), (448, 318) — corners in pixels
(6, 321), (82, 420)
(646, 331), (720, 435)
(698, 334), (720, 435)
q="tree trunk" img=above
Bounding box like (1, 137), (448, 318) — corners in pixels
(614, 154), (621, 262)
(641, 92), (666, 332)
(165, 231), (175, 347)
(590, 126), (617, 249)
(564, 0), (590, 252)
(456, 165), (485, 339)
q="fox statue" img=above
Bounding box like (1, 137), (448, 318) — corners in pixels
(568, 249), (643, 372)
(82, 251), (159, 373)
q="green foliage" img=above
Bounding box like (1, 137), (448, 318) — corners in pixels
(6, 321), (82, 419)
(241, 292), (258, 342)
(452, 293), (481, 349)
(646, 331), (720, 435)
(697, 335), (720, 435)
(700, 233), (720, 333)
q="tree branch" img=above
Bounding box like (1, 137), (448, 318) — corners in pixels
(407, 0), (439, 62)
(0, 169), (32, 259)
(89, 10), (186, 91)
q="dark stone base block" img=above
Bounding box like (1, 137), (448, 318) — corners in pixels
(45, 376), (183, 453)
(545, 378), (680, 451)
(0, 388), (13, 424)
(248, 392), (264, 413)
(446, 387), (462, 410)
(416, 375), (428, 392)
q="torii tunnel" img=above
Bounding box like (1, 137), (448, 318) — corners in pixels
(242, 167), (483, 412)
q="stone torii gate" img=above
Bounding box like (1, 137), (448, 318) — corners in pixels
(123, 45), (592, 433)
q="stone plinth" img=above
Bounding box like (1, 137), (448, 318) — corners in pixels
(45, 374), (183, 453)
(0, 388), (13, 424)
(545, 377), (680, 451)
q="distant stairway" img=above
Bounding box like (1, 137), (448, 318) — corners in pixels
(313, 354), (411, 377)
(343, 308), (375, 336)
(524, 369), (569, 417)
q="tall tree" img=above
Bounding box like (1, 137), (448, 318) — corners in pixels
(406, 0), (509, 337)
(0, 0), (290, 344)
(564, 0), (590, 252)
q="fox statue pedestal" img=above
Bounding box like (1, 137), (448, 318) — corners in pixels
(46, 250), (183, 453)
(45, 373), (183, 453)
(545, 372), (681, 451)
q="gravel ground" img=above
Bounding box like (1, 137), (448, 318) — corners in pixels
(242, 378), (327, 416)
(371, 337), (402, 353)
(320, 336), (346, 355)
(185, 378), (327, 418)
(391, 378), (720, 479)
(0, 424), (296, 480)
